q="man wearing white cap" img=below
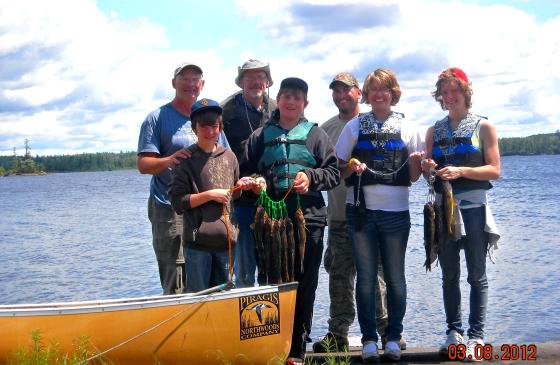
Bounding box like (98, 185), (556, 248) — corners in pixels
(137, 63), (229, 295)
(221, 59), (276, 287)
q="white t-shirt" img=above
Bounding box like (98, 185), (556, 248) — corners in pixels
(335, 113), (423, 211)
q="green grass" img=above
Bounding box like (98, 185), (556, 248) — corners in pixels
(5, 330), (112, 365)
(303, 336), (352, 365)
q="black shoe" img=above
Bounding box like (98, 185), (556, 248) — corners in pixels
(381, 336), (407, 350)
(312, 332), (349, 353)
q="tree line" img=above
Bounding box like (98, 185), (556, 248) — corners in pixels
(499, 132), (559, 156)
(0, 151), (137, 176)
(1, 132), (558, 176)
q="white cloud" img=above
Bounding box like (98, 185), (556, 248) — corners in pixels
(1, 0), (559, 156)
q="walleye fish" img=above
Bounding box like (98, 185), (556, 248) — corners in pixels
(251, 206), (267, 285)
(285, 216), (296, 282)
(269, 218), (282, 284)
(441, 179), (455, 237)
(279, 218), (289, 283)
(295, 207), (307, 274)
(262, 214), (272, 285)
(423, 202), (437, 271)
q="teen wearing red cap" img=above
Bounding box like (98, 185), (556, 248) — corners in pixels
(422, 67), (501, 362)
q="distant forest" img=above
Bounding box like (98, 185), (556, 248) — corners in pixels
(499, 132), (559, 156)
(0, 132), (558, 176)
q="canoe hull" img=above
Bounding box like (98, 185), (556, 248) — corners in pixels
(0, 283), (297, 365)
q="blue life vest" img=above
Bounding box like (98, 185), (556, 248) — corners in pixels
(258, 120), (318, 195)
(432, 113), (491, 191)
(346, 111), (410, 187)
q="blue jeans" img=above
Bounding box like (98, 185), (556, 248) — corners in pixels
(233, 204), (257, 287)
(439, 206), (488, 339)
(347, 206), (410, 343)
(184, 247), (232, 293)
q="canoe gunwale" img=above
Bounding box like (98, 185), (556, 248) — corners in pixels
(0, 282), (299, 317)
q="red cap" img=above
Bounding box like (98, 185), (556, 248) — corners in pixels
(439, 67), (469, 84)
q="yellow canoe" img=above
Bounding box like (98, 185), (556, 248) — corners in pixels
(0, 282), (297, 365)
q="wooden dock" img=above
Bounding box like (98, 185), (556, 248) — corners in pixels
(306, 341), (559, 364)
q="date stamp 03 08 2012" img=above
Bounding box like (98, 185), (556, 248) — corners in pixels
(447, 344), (538, 361)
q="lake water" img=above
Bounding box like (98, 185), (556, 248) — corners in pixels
(1, 155), (559, 347)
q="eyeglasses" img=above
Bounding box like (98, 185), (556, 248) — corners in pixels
(179, 76), (203, 84)
(244, 75), (268, 83)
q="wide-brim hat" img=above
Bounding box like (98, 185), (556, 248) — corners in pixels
(235, 59), (273, 87)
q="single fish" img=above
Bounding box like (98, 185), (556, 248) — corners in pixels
(295, 207), (307, 274)
(269, 218), (282, 284)
(285, 216), (296, 282)
(251, 207), (267, 285)
(441, 179), (455, 237)
(262, 214), (272, 285)
(423, 202), (437, 271)
(279, 218), (289, 283)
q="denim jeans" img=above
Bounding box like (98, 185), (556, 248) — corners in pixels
(289, 225), (325, 359)
(233, 204), (257, 288)
(184, 247), (232, 293)
(439, 206), (488, 339)
(148, 195), (184, 295)
(346, 205), (410, 343)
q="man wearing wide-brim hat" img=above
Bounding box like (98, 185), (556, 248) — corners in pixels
(221, 59), (277, 288)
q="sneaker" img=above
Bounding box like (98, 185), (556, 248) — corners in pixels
(312, 332), (349, 353)
(383, 340), (402, 361)
(285, 357), (304, 365)
(362, 341), (380, 363)
(381, 336), (407, 350)
(464, 338), (484, 362)
(439, 330), (464, 355)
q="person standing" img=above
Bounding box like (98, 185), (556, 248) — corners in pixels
(422, 67), (501, 362)
(137, 63), (228, 295)
(336, 68), (422, 362)
(221, 59), (276, 287)
(312, 72), (362, 352)
(168, 99), (255, 292)
(243, 77), (340, 365)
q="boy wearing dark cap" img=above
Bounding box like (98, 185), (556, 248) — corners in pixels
(243, 78), (340, 364)
(168, 99), (254, 292)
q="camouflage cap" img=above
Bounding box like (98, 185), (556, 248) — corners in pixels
(329, 72), (359, 89)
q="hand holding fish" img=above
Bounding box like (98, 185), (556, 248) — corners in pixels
(206, 188), (232, 204)
(348, 158), (367, 174)
(421, 157), (437, 173)
(252, 176), (267, 195)
(437, 165), (464, 181)
(293, 171), (310, 194)
(236, 176), (257, 191)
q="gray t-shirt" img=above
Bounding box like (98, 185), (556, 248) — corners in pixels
(137, 102), (229, 207)
(320, 114), (351, 222)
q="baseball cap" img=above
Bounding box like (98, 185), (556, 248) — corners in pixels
(174, 62), (203, 78)
(235, 59), (273, 87)
(329, 72), (360, 89)
(279, 77), (308, 94)
(439, 67), (469, 84)
(190, 98), (222, 120)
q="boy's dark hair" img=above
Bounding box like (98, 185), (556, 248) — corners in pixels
(191, 110), (223, 130)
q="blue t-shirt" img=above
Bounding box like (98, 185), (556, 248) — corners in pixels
(137, 102), (230, 207)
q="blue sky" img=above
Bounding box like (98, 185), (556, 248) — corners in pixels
(1, 0), (559, 155)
